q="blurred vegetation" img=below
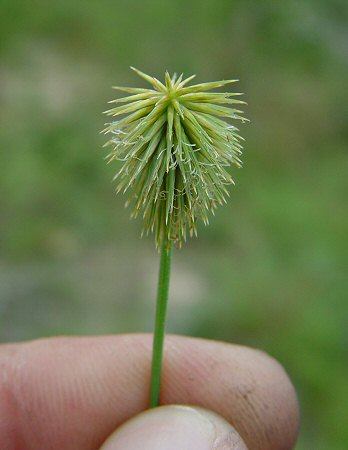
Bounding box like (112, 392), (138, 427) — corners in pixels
(1, 0), (347, 448)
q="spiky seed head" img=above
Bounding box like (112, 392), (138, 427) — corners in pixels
(103, 67), (247, 250)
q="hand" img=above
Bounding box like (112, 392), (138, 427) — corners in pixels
(0, 335), (299, 449)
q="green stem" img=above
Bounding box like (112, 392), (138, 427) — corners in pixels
(149, 239), (173, 408)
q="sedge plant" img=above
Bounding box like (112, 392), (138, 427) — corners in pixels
(103, 67), (247, 408)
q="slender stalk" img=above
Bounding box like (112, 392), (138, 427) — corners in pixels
(149, 240), (173, 408)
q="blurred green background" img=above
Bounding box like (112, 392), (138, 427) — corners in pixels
(1, 0), (347, 448)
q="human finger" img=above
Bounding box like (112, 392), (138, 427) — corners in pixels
(100, 405), (248, 450)
(0, 334), (299, 449)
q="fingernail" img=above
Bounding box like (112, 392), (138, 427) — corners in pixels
(99, 405), (248, 450)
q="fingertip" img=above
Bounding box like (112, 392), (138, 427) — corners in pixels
(162, 338), (300, 450)
(99, 405), (248, 450)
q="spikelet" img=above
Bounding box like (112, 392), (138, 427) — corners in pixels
(103, 67), (247, 250)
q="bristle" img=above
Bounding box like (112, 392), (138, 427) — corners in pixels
(103, 69), (246, 249)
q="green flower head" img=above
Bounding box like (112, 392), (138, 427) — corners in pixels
(103, 67), (247, 249)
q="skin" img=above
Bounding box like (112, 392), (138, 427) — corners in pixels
(0, 334), (300, 450)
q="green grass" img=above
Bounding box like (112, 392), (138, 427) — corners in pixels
(1, 0), (347, 448)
